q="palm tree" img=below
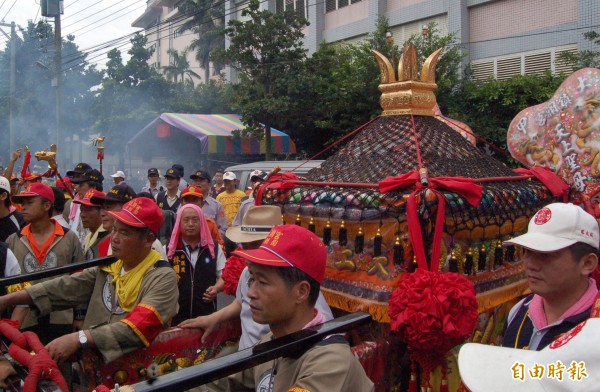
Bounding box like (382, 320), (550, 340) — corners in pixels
(177, 0), (225, 83)
(161, 48), (201, 84)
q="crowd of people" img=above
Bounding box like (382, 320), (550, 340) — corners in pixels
(0, 150), (375, 391)
(1, 147), (599, 391)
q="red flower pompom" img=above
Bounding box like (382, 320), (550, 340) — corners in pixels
(222, 254), (247, 296)
(389, 269), (478, 372)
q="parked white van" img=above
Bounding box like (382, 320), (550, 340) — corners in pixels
(225, 160), (325, 191)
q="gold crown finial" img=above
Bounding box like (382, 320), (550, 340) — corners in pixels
(372, 44), (443, 116)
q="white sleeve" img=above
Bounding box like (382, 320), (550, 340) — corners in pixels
(152, 239), (168, 260)
(216, 245), (227, 278)
(4, 248), (21, 277)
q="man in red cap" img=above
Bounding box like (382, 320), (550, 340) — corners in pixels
(0, 197), (179, 364)
(226, 224), (373, 391)
(69, 167), (104, 246)
(5, 183), (84, 343)
(75, 189), (109, 260)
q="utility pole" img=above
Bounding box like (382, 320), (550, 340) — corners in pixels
(54, 11), (63, 149)
(0, 22), (16, 155)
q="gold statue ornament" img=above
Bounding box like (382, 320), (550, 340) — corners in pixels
(372, 44), (443, 116)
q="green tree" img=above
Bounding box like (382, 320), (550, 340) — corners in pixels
(178, 0), (225, 83)
(0, 21), (102, 165)
(161, 48), (201, 84)
(211, 0), (308, 160)
(445, 72), (566, 164)
(559, 31), (600, 70)
(90, 34), (166, 166)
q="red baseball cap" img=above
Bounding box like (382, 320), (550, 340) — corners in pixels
(232, 224), (327, 284)
(181, 186), (204, 199)
(74, 189), (105, 207)
(56, 177), (72, 192)
(12, 183), (55, 204)
(107, 197), (164, 235)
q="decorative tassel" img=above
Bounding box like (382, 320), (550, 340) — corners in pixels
(354, 227), (364, 254)
(422, 371), (432, 392)
(308, 217), (316, 233)
(478, 244), (487, 272)
(440, 365), (449, 392)
(295, 214), (302, 226)
(464, 247), (474, 275)
(494, 241), (503, 269)
(449, 251), (458, 272)
(323, 220), (332, 245)
(506, 245), (515, 263)
(410, 255), (417, 272)
(393, 235), (403, 265)
(408, 363), (418, 392)
(338, 220), (347, 246)
(373, 227), (383, 256)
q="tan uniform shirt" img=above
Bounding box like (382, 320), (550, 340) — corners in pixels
(26, 262), (179, 363)
(6, 227), (83, 327)
(227, 334), (374, 392)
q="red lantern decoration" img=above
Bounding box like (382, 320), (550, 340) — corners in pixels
(157, 123), (171, 138)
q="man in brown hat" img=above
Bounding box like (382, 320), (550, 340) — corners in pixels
(0, 197), (179, 364)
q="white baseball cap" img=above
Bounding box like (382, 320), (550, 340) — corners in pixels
(503, 203), (599, 252)
(223, 171), (236, 181)
(459, 318), (600, 391)
(0, 176), (10, 193)
(110, 170), (125, 179)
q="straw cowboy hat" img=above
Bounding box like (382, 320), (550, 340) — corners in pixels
(226, 205), (283, 243)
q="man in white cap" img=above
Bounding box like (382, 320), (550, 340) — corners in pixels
(110, 170), (126, 185)
(216, 171), (245, 227)
(459, 317), (600, 391)
(502, 202), (599, 351)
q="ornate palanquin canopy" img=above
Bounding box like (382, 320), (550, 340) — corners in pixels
(256, 44), (564, 323)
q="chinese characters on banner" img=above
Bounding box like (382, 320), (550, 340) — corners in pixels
(507, 68), (600, 203)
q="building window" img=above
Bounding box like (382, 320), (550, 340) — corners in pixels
(173, 28), (183, 38)
(325, 0), (361, 13)
(276, 0), (308, 18)
(470, 45), (577, 81)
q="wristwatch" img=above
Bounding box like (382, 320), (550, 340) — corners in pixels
(79, 330), (88, 349)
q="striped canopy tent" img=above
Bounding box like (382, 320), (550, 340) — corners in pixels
(128, 113), (296, 155)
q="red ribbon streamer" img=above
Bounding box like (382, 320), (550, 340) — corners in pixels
(255, 172), (299, 206)
(513, 167), (569, 201)
(20, 150), (32, 180)
(379, 171), (483, 272)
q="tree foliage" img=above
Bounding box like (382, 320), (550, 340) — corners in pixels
(211, 0), (308, 159)
(445, 71), (566, 164)
(0, 21), (102, 163)
(559, 31), (600, 70)
(161, 48), (201, 84)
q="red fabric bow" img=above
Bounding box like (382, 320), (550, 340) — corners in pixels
(255, 172), (299, 206)
(379, 170), (484, 271)
(513, 167), (569, 201)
